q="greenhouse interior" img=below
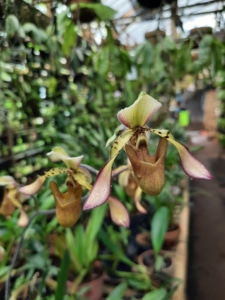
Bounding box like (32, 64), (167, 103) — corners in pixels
(0, 0), (225, 299)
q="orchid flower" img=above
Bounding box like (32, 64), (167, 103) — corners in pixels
(19, 147), (129, 227)
(84, 91), (212, 210)
(0, 176), (28, 226)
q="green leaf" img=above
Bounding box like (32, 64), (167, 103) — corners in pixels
(142, 287), (167, 300)
(73, 3), (116, 21)
(55, 249), (70, 300)
(98, 228), (134, 266)
(65, 228), (81, 272)
(86, 204), (106, 243)
(0, 71), (11, 82)
(106, 282), (127, 299)
(151, 207), (169, 254)
(62, 22), (77, 56)
(5, 15), (20, 37)
(23, 23), (47, 43)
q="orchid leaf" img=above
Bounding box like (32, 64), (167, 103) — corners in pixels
(142, 287), (167, 300)
(106, 282), (127, 299)
(151, 206), (169, 255)
(55, 249), (70, 300)
(86, 204), (107, 242)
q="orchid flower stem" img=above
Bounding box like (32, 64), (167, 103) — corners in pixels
(80, 164), (98, 175)
(80, 164), (129, 178)
(32, 195), (39, 211)
(4, 209), (56, 300)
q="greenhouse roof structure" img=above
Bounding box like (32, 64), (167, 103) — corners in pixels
(102, 0), (225, 46)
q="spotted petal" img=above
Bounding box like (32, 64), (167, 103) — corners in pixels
(168, 138), (212, 179)
(73, 170), (92, 191)
(105, 124), (127, 148)
(110, 128), (134, 158)
(47, 147), (83, 170)
(117, 92), (161, 128)
(108, 196), (130, 227)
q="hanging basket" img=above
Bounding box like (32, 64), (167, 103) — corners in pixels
(144, 29), (166, 44)
(188, 26), (213, 48)
(137, 0), (175, 9)
(67, 0), (99, 23)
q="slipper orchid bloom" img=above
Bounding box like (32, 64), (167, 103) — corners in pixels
(19, 147), (129, 227)
(0, 176), (28, 226)
(84, 91), (212, 210)
(19, 147), (92, 227)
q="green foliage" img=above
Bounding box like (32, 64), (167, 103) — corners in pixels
(55, 205), (106, 282)
(5, 15), (22, 37)
(142, 287), (167, 300)
(55, 250), (70, 300)
(193, 34), (224, 83)
(99, 225), (133, 268)
(134, 37), (194, 98)
(151, 207), (169, 255)
(70, 3), (116, 21)
(106, 282), (128, 300)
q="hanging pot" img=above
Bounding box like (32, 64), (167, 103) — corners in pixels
(67, 0), (99, 23)
(137, 0), (175, 9)
(188, 26), (213, 48)
(144, 29), (166, 44)
(135, 223), (180, 252)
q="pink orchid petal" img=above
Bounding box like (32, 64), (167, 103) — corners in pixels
(168, 139), (212, 179)
(18, 209), (29, 227)
(117, 92), (161, 128)
(83, 158), (115, 210)
(19, 176), (46, 195)
(108, 196), (130, 227)
(134, 186), (147, 214)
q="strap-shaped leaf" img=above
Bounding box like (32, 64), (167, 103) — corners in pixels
(151, 206), (169, 255)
